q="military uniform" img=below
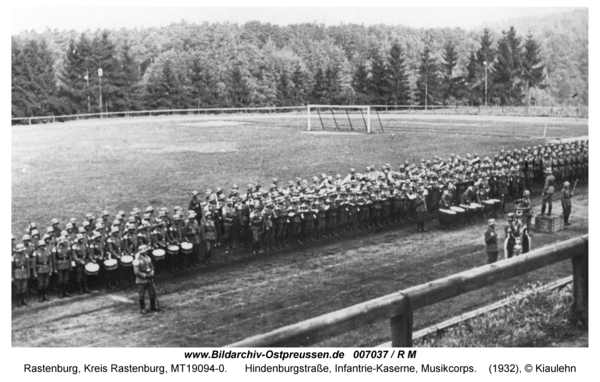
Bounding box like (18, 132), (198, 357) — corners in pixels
(52, 242), (73, 297)
(541, 171), (555, 215)
(561, 184), (573, 225)
(32, 242), (54, 302)
(133, 246), (159, 314)
(12, 245), (31, 307)
(484, 224), (499, 264)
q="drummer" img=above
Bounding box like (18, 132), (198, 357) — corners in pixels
(72, 234), (91, 294)
(439, 189), (453, 209)
(106, 226), (126, 287)
(461, 185), (481, 205)
(151, 219), (168, 274)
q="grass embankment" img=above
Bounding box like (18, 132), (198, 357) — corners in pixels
(416, 283), (587, 347)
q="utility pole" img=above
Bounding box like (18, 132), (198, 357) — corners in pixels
(85, 68), (91, 113)
(483, 61), (488, 107)
(98, 68), (103, 117)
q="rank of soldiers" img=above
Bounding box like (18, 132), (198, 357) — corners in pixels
(12, 140), (588, 307)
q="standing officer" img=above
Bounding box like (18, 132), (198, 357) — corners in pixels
(32, 240), (55, 302)
(249, 203), (264, 254)
(415, 191), (428, 233)
(132, 245), (160, 314)
(515, 190), (533, 230)
(52, 237), (73, 297)
(221, 198), (238, 253)
(484, 219), (499, 264)
(541, 167), (555, 216)
(201, 211), (218, 263)
(72, 234), (91, 294)
(503, 213), (520, 259)
(561, 181), (573, 226)
(12, 244), (31, 307)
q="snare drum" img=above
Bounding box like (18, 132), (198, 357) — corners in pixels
(152, 249), (166, 261)
(167, 245), (180, 255)
(120, 255), (134, 267)
(85, 262), (100, 276)
(181, 242), (193, 254)
(471, 203), (484, 218)
(488, 198), (501, 211)
(450, 206), (465, 214)
(104, 258), (118, 271)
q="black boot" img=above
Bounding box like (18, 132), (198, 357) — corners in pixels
(421, 224), (428, 232)
(43, 289), (49, 302)
(39, 290), (45, 303)
(83, 281), (91, 294)
(78, 283), (83, 295)
(139, 299), (147, 314)
(63, 285), (71, 297)
(16, 294), (22, 308)
(21, 293), (29, 307)
(150, 298), (161, 312)
(58, 286), (64, 298)
(548, 205), (552, 216)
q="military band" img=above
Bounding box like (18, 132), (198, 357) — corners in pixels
(12, 140), (587, 309)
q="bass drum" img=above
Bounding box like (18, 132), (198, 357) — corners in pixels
(438, 208), (457, 228)
(167, 245), (180, 255)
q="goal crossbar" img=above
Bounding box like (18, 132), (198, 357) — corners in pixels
(307, 105), (371, 133)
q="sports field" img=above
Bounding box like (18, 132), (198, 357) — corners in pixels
(11, 113), (588, 347)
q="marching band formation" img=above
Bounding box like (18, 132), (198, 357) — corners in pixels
(12, 140), (588, 309)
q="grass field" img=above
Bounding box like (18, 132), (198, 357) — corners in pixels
(11, 113), (588, 347)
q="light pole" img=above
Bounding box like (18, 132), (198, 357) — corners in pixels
(98, 68), (103, 116)
(483, 61), (488, 107)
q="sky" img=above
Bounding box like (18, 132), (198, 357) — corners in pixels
(11, 4), (586, 35)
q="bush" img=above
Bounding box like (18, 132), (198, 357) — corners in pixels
(416, 282), (586, 347)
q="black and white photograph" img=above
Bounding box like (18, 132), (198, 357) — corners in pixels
(10, 2), (589, 356)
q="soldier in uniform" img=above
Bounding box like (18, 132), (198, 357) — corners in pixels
(183, 212), (200, 268)
(262, 201), (276, 250)
(515, 190), (533, 230)
(52, 237), (73, 297)
(167, 214), (185, 272)
(415, 191), (428, 233)
(221, 198), (238, 253)
(274, 197), (289, 248)
(249, 203), (264, 254)
(72, 234), (91, 294)
(32, 240), (55, 302)
(541, 167), (555, 216)
(484, 219), (499, 264)
(12, 244), (31, 307)
(561, 181), (573, 226)
(503, 213), (520, 259)
(106, 226), (126, 286)
(201, 211), (218, 263)
(132, 245), (160, 314)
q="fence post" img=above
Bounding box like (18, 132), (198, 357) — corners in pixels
(389, 295), (413, 347)
(571, 253), (588, 327)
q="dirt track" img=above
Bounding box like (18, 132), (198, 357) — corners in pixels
(12, 189), (588, 347)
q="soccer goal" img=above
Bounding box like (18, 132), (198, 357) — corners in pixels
(307, 105), (371, 133)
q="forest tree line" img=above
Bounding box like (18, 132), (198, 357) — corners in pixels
(11, 10), (588, 118)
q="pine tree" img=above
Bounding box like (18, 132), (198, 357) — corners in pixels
(144, 57), (184, 109)
(291, 64), (308, 105)
(12, 37), (59, 118)
(495, 26), (524, 105)
(227, 65), (250, 107)
(440, 41), (461, 104)
(189, 54), (217, 108)
(465, 51), (480, 105)
(93, 31), (126, 112)
(352, 61), (371, 104)
(311, 67), (327, 104)
(57, 34), (97, 114)
(415, 46), (440, 107)
(116, 42), (143, 111)
(369, 50), (388, 104)
(276, 67), (293, 106)
(521, 33), (546, 108)
(476, 28), (496, 106)
(386, 43), (411, 105)
(325, 65), (341, 104)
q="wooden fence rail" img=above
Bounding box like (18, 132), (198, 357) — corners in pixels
(226, 234), (588, 347)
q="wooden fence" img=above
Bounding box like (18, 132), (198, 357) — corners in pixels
(226, 234), (588, 347)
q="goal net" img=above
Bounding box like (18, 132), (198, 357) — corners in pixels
(307, 105), (371, 133)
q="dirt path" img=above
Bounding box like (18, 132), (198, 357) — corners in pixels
(12, 188), (588, 347)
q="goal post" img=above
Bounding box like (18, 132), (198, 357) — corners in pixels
(307, 105), (371, 133)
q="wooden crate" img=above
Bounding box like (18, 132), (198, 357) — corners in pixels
(535, 214), (564, 233)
